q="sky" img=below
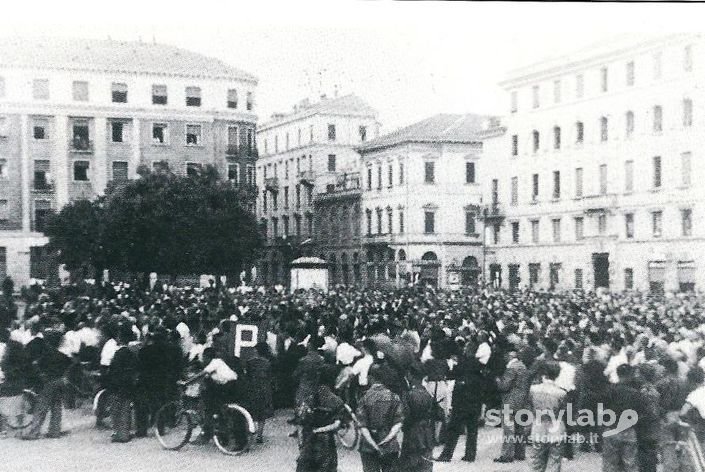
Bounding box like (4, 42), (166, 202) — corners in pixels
(1, 1), (703, 133)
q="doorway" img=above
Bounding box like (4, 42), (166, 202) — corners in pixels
(592, 253), (610, 289)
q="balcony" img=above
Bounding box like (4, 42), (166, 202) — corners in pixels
(581, 193), (618, 213)
(32, 180), (54, 193)
(482, 202), (505, 221)
(364, 233), (397, 245)
(298, 169), (315, 186)
(226, 144), (258, 159)
(264, 177), (280, 192)
(70, 138), (93, 153)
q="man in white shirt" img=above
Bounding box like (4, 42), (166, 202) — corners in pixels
(351, 339), (376, 389)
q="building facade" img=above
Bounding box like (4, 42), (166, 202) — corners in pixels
(482, 33), (705, 293)
(0, 37), (258, 287)
(357, 114), (487, 289)
(255, 94), (379, 286)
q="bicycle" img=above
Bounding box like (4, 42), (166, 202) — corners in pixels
(1, 389), (38, 430)
(62, 361), (111, 421)
(154, 382), (256, 455)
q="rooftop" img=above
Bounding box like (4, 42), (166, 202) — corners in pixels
(0, 36), (257, 83)
(259, 94), (377, 130)
(358, 113), (489, 153)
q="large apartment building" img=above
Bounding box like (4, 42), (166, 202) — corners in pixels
(0, 37), (258, 287)
(255, 94), (379, 286)
(357, 114), (487, 289)
(481, 34), (704, 293)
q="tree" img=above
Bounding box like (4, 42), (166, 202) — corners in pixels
(45, 165), (263, 283)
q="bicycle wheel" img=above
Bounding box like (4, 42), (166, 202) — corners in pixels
(154, 401), (194, 450)
(213, 403), (255, 456)
(6, 389), (37, 430)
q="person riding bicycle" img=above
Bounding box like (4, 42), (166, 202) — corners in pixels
(180, 346), (240, 444)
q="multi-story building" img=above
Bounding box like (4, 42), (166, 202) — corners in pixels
(481, 33), (704, 293)
(0, 37), (258, 287)
(357, 114), (488, 288)
(255, 94), (379, 286)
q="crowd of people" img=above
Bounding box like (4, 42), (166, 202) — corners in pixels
(1, 279), (705, 472)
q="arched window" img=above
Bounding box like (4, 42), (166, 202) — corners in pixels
(600, 116), (608, 141)
(532, 130), (540, 153)
(421, 251), (438, 261)
(625, 111), (634, 137)
(398, 249), (407, 261)
(553, 126), (561, 150)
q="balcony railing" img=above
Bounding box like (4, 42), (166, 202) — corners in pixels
(581, 193), (618, 213)
(70, 138), (93, 152)
(264, 177), (280, 192)
(482, 202), (505, 220)
(32, 181), (54, 193)
(298, 169), (315, 186)
(226, 144), (258, 158)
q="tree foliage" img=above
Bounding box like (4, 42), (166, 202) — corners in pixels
(45, 165), (262, 282)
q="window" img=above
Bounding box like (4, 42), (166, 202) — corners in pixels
(424, 161), (435, 184)
(72, 121), (90, 150)
(33, 119), (48, 140)
(366, 210), (372, 236)
(678, 261), (696, 292)
(387, 208), (393, 234)
(185, 86), (201, 107)
(272, 218), (278, 238)
(284, 161), (289, 180)
(653, 105), (662, 132)
(625, 160), (634, 193)
(600, 67), (608, 92)
(510, 90), (518, 113)
(152, 85), (167, 105)
(682, 209), (693, 236)
(33, 160), (50, 189)
(552, 171), (560, 199)
(227, 125), (239, 149)
(510, 177), (518, 205)
(465, 212), (476, 235)
(72, 81), (89, 101)
(377, 166), (382, 190)
(326, 154), (336, 172)
(246, 92), (254, 111)
(0, 159), (6, 179)
(626, 61), (635, 86)
(653, 51), (663, 79)
(624, 268), (634, 290)
(575, 121), (584, 143)
(511, 221), (520, 243)
(295, 185), (301, 207)
(652, 156), (662, 188)
(532, 85), (540, 108)
(359, 126), (367, 142)
(388, 164), (393, 187)
(111, 82), (127, 103)
(376, 208), (383, 235)
(684, 44), (693, 72)
(399, 162), (404, 185)
(399, 209), (405, 234)
(531, 219), (539, 243)
(152, 123), (168, 144)
(111, 121), (125, 143)
(529, 263), (540, 287)
(32, 79), (49, 100)
(185, 124), (202, 145)
(246, 165), (254, 186)
(575, 167), (583, 197)
(185, 162), (202, 177)
(532, 130), (540, 152)
(552, 218), (561, 242)
(625, 111), (634, 137)
(553, 80), (561, 103)
(532, 173), (539, 201)
(327, 124), (336, 141)
(152, 161), (169, 173)
(575, 269), (583, 289)
(681, 152), (692, 187)
(576, 74), (584, 98)
(246, 129), (254, 152)
(465, 162), (476, 184)
(683, 98), (693, 127)
(599, 164), (608, 195)
(73, 160), (89, 181)
(600, 117), (608, 142)
(598, 214), (607, 235)
(491, 178), (499, 204)
(283, 186), (289, 208)
(0, 200), (7, 221)
(575, 217), (584, 240)
(424, 211), (435, 234)
(227, 89), (238, 109)
(553, 126), (561, 150)
(492, 223), (500, 244)
(34, 201), (51, 232)
(285, 133), (290, 151)
(652, 211), (662, 237)
(511, 134), (518, 156)
(112, 161), (128, 181)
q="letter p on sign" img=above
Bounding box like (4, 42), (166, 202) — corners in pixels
(234, 324), (258, 358)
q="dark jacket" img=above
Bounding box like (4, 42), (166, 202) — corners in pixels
(108, 346), (138, 396)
